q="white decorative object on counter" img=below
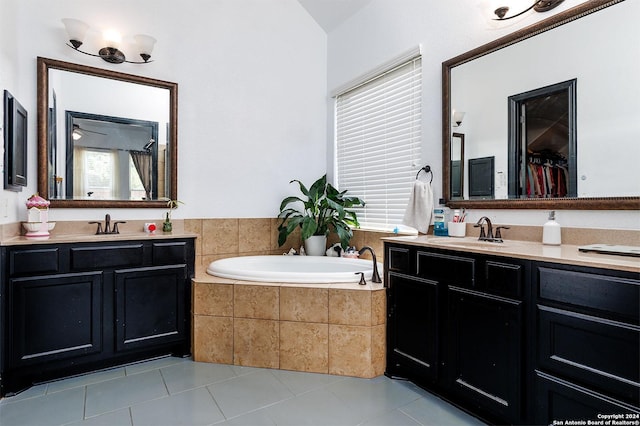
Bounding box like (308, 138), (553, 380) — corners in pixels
(24, 194), (53, 239)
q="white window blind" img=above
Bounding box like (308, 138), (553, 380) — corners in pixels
(335, 56), (422, 230)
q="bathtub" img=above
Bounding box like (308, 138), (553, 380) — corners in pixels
(206, 255), (383, 283)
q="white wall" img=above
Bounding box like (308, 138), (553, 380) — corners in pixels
(1, 0), (327, 223)
(327, 0), (640, 230)
(3, 0), (638, 231)
(0, 0), (21, 220)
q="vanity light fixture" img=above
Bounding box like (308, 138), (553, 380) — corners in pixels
(493, 0), (564, 20)
(452, 110), (465, 127)
(62, 18), (156, 64)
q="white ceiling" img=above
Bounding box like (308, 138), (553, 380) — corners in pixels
(297, 0), (373, 32)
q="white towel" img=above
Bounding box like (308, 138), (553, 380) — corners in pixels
(402, 180), (434, 234)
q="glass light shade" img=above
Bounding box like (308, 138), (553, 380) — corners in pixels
(62, 18), (89, 43)
(102, 29), (122, 48)
(452, 110), (466, 127)
(134, 34), (157, 55)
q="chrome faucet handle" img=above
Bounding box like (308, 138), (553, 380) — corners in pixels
(88, 221), (104, 235)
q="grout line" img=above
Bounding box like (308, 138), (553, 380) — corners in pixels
(205, 383), (226, 421)
(158, 368), (171, 396)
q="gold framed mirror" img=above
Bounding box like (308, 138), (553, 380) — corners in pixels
(37, 57), (178, 208)
(442, 0), (639, 210)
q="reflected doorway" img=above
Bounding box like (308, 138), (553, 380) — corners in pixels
(508, 79), (577, 198)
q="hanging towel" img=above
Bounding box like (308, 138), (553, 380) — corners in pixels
(402, 180), (434, 234)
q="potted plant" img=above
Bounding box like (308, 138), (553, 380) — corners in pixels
(277, 175), (364, 255)
(163, 199), (183, 232)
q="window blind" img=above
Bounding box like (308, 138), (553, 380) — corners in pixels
(335, 56), (422, 230)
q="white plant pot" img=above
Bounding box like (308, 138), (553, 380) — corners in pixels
(304, 235), (327, 256)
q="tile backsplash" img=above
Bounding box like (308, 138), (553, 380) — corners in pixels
(186, 218), (397, 268)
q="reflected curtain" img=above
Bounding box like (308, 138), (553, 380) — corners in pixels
(73, 146), (87, 198)
(130, 150), (152, 199)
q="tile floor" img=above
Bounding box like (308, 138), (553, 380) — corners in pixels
(0, 356), (485, 426)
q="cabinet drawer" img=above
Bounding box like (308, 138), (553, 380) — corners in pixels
(537, 266), (639, 323)
(417, 251), (474, 287)
(9, 247), (59, 276)
(387, 246), (413, 273)
(534, 371), (639, 425)
(537, 305), (639, 404)
(70, 244), (144, 270)
(484, 260), (523, 299)
(152, 241), (187, 265)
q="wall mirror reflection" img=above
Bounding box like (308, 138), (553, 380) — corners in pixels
(508, 79), (576, 199)
(442, 0), (639, 210)
(37, 57), (178, 208)
(64, 111), (161, 201)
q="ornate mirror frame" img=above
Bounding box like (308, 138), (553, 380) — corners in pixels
(37, 57), (178, 208)
(442, 0), (639, 210)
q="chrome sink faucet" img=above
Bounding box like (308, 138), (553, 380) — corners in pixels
(358, 246), (382, 283)
(89, 214), (126, 235)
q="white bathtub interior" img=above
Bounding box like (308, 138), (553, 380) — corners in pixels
(206, 255), (383, 283)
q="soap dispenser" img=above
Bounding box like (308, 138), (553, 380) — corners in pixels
(542, 211), (561, 245)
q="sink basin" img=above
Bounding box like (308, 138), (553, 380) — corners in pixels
(428, 237), (512, 249)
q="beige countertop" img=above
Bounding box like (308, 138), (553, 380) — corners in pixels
(1, 231), (198, 246)
(383, 235), (640, 273)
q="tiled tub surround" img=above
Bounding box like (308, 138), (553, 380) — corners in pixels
(192, 273), (386, 379)
(183, 218), (398, 268)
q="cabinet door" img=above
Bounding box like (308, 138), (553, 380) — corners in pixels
(387, 273), (439, 382)
(447, 286), (523, 423)
(114, 265), (187, 353)
(10, 272), (103, 367)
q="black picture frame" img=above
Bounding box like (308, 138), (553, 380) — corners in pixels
(4, 90), (28, 191)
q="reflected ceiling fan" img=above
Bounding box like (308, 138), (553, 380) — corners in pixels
(72, 123), (107, 140)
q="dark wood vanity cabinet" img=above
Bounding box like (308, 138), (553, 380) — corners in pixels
(385, 243), (528, 424)
(385, 241), (639, 425)
(533, 262), (640, 423)
(0, 237), (195, 397)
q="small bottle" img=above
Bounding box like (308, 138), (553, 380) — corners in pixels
(542, 211), (561, 245)
(452, 209), (461, 223)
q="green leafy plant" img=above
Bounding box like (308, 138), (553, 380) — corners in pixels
(164, 199), (184, 222)
(277, 175), (364, 250)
